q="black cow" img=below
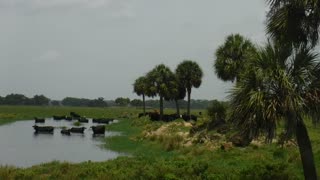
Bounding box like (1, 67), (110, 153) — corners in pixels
(149, 112), (160, 121)
(91, 125), (105, 134)
(162, 114), (173, 122)
(65, 116), (72, 121)
(149, 113), (180, 122)
(138, 112), (151, 118)
(138, 113), (144, 118)
(70, 112), (81, 118)
(61, 129), (71, 135)
(93, 118), (113, 124)
(182, 114), (198, 121)
(53, 115), (65, 120)
(34, 117), (45, 123)
(33, 125), (54, 133)
(92, 118), (99, 123)
(69, 127), (86, 133)
(78, 117), (89, 123)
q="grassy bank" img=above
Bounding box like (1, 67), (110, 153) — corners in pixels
(0, 106), (316, 179)
(0, 106), (138, 125)
(106, 118), (178, 159)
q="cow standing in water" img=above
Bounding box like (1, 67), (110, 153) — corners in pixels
(33, 125), (54, 133)
(91, 125), (105, 135)
(61, 129), (71, 135)
(69, 127), (86, 133)
(92, 118), (113, 124)
(34, 117), (45, 123)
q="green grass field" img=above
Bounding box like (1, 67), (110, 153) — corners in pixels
(0, 105), (319, 179)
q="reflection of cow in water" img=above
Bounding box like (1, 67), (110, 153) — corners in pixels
(69, 127), (86, 133)
(91, 125), (105, 134)
(34, 117), (45, 123)
(33, 125), (54, 133)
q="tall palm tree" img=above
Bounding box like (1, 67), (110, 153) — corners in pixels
(176, 60), (203, 118)
(214, 34), (256, 82)
(230, 40), (320, 179)
(164, 76), (186, 115)
(266, 0), (320, 47)
(173, 82), (186, 115)
(133, 76), (149, 114)
(147, 64), (177, 120)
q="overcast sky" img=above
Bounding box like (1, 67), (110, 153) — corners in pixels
(0, 0), (267, 100)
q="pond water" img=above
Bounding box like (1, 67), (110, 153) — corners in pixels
(0, 118), (122, 167)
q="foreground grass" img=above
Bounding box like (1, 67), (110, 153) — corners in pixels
(0, 106), (318, 179)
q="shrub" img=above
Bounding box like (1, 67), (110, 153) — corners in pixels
(239, 162), (297, 180)
(73, 121), (82, 126)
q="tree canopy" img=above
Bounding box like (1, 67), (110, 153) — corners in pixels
(266, 0), (320, 47)
(214, 34), (256, 82)
(146, 64), (177, 119)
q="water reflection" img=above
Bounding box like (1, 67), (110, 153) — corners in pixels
(0, 118), (121, 167)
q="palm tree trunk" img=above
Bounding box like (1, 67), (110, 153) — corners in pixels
(296, 119), (317, 180)
(187, 89), (191, 119)
(159, 96), (163, 120)
(142, 94), (145, 114)
(175, 99), (180, 115)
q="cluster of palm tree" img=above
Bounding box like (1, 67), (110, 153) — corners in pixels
(214, 0), (320, 178)
(133, 61), (203, 120)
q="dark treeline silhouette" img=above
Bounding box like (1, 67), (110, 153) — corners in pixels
(0, 94), (107, 107)
(0, 93), (214, 109)
(0, 94), (50, 106)
(61, 97), (107, 107)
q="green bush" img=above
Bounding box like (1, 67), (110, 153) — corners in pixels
(239, 162), (297, 180)
(273, 148), (288, 160)
(73, 121), (82, 126)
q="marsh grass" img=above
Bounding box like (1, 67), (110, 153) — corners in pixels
(73, 121), (82, 126)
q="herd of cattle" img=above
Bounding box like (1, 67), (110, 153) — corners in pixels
(33, 111), (199, 135)
(138, 112), (199, 122)
(33, 112), (113, 135)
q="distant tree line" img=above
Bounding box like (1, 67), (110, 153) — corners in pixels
(0, 94), (107, 107)
(0, 94), (50, 106)
(61, 97), (108, 107)
(0, 93), (215, 109)
(0, 94), (216, 109)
